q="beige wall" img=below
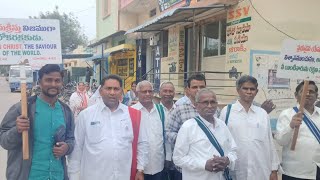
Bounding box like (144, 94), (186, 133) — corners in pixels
(119, 0), (159, 32)
(119, 12), (138, 31)
(96, 0), (119, 40)
(225, 0), (320, 121)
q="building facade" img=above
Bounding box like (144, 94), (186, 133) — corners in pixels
(125, 0), (320, 123)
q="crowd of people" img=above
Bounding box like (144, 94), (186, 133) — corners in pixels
(0, 64), (319, 180)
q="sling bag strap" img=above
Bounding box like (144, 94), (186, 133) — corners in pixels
(155, 103), (166, 155)
(194, 116), (232, 180)
(225, 104), (232, 125)
(293, 107), (320, 144)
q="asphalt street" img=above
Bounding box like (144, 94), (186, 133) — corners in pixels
(0, 77), (20, 179)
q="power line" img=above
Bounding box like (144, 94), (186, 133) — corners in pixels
(248, 0), (296, 40)
(73, 6), (95, 14)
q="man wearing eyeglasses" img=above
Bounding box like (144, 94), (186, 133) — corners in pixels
(219, 75), (280, 180)
(173, 88), (237, 180)
(166, 73), (206, 180)
(132, 80), (165, 180)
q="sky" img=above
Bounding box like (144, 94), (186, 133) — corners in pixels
(0, 0), (96, 40)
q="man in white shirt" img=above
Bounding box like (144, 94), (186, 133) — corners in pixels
(219, 75), (280, 180)
(275, 81), (320, 180)
(159, 81), (176, 179)
(166, 73), (206, 180)
(68, 75), (149, 180)
(173, 88), (237, 180)
(132, 80), (165, 180)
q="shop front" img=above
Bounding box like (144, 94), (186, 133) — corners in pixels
(107, 44), (136, 92)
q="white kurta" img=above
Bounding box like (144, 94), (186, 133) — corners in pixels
(275, 105), (320, 179)
(68, 102), (149, 180)
(173, 116), (237, 180)
(219, 100), (280, 180)
(131, 102), (165, 175)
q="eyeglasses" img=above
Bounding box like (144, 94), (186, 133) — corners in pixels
(198, 100), (218, 106)
(138, 90), (154, 95)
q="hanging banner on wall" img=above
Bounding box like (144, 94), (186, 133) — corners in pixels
(0, 18), (62, 70)
(226, 1), (252, 75)
(277, 39), (320, 81)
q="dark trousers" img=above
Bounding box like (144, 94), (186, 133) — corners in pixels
(282, 174), (314, 180)
(317, 166), (320, 180)
(173, 169), (182, 180)
(166, 170), (175, 180)
(145, 171), (163, 180)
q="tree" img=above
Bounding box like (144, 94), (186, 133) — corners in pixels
(31, 6), (88, 53)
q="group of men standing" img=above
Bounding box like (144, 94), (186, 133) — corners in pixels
(0, 64), (320, 180)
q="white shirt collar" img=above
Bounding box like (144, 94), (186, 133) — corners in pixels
(198, 115), (220, 128)
(234, 100), (258, 113)
(160, 102), (176, 111)
(98, 100), (126, 113)
(134, 102), (156, 112)
(296, 104), (320, 116)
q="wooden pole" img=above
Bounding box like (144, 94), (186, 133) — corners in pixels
(291, 80), (309, 151)
(20, 65), (29, 160)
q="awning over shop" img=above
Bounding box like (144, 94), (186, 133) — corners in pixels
(106, 44), (135, 54)
(62, 54), (93, 59)
(125, 5), (226, 34)
(86, 52), (110, 61)
(88, 31), (126, 48)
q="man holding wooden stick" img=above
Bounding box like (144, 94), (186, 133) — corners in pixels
(0, 64), (75, 180)
(276, 81), (320, 180)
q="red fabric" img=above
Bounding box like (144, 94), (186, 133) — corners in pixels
(128, 107), (141, 180)
(76, 84), (88, 108)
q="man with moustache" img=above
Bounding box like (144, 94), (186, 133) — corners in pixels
(159, 81), (176, 179)
(166, 73), (207, 180)
(0, 64), (75, 180)
(68, 75), (148, 180)
(219, 75), (280, 180)
(132, 80), (165, 180)
(276, 81), (320, 180)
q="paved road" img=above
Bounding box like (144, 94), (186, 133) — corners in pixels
(0, 77), (20, 179)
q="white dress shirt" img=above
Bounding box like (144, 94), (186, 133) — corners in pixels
(313, 146), (320, 167)
(275, 105), (320, 179)
(68, 101), (149, 180)
(132, 102), (165, 175)
(160, 102), (176, 161)
(173, 116), (237, 180)
(219, 100), (280, 180)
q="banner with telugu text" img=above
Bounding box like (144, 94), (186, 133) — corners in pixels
(0, 18), (62, 70)
(277, 39), (320, 81)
